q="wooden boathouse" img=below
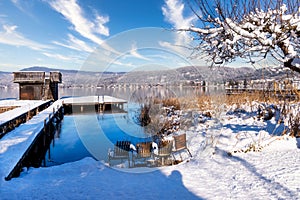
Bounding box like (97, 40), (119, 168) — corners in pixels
(13, 71), (62, 101)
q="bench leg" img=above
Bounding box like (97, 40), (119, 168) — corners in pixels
(186, 148), (192, 157)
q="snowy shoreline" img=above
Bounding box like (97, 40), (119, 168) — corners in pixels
(1, 101), (300, 199)
(1, 138), (299, 200)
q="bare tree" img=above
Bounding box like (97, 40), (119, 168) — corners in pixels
(180, 0), (300, 72)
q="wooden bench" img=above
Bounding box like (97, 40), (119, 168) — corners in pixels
(172, 133), (192, 160)
(132, 142), (152, 166)
(108, 141), (131, 167)
(153, 140), (173, 166)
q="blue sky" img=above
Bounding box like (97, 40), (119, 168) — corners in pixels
(0, 0), (207, 72)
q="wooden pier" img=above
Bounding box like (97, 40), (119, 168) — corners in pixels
(225, 88), (299, 99)
(0, 100), (52, 139)
(0, 100), (64, 181)
(0, 95), (127, 180)
(62, 95), (127, 114)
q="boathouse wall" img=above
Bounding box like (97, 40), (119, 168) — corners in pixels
(13, 71), (62, 101)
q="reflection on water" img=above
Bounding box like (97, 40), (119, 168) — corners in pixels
(45, 103), (153, 166)
(0, 87), (18, 100)
(45, 115), (91, 166)
(0, 86), (224, 100)
(1, 86), (224, 166)
(60, 86), (223, 102)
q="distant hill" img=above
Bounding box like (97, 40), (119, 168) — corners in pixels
(115, 66), (256, 84)
(21, 66), (125, 75)
(1, 65), (299, 87)
(21, 66), (80, 74)
(0, 71), (11, 74)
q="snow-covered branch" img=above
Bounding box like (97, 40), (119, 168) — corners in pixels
(181, 0), (300, 72)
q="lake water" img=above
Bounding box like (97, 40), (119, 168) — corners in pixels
(0, 85), (222, 100)
(45, 105), (152, 166)
(0, 86), (224, 166)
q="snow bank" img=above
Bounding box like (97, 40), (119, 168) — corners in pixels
(0, 102), (299, 199)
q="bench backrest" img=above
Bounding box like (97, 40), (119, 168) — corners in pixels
(114, 141), (130, 157)
(158, 141), (173, 156)
(136, 142), (152, 158)
(173, 134), (187, 151)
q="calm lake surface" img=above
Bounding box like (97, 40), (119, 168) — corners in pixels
(45, 106), (151, 166)
(0, 85), (221, 100)
(0, 86), (224, 166)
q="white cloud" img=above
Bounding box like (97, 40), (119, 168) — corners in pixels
(42, 52), (85, 65)
(0, 24), (51, 50)
(161, 0), (196, 57)
(129, 43), (151, 61)
(48, 0), (109, 45)
(42, 52), (72, 61)
(10, 0), (36, 19)
(53, 34), (94, 53)
(10, 0), (21, 9)
(113, 60), (135, 67)
(48, 0), (122, 56)
(162, 0), (196, 29)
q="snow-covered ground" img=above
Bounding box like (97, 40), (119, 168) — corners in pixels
(0, 100), (63, 180)
(0, 102), (299, 200)
(0, 100), (51, 125)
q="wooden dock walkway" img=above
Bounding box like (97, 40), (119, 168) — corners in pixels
(0, 100), (63, 180)
(0, 95), (127, 180)
(62, 95), (127, 113)
(0, 100), (52, 138)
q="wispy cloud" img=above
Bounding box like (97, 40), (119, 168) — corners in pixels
(48, 0), (122, 56)
(113, 60), (135, 67)
(129, 43), (151, 61)
(161, 0), (196, 55)
(0, 24), (51, 50)
(48, 0), (109, 45)
(53, 34), (94, 53)
(10, 0), (36, 19)
(42, 52), (85, 66)
(10, 0), (24, 12)
(42, 52), (72, 61)
(162, 0), (196, 29)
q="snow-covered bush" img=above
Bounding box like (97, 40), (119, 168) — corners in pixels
(288, 113), (300, 137)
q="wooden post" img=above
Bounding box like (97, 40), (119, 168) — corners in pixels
(52, 135), (55, 147)
(43, 119), (47, 147)
(49, 114), (51, 125)
(48, 144), (51, 163)
(43, 156), (46, 167)
(100, 104), (103, 112)
(43, 119), (46, 133)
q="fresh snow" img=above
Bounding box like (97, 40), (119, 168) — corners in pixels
(0, 100), (62, 180)
(183, 3), (300, 68)
(0, 100), (51, 125)
(0, 102), (299, 199)
(62, 95), (127, 105)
